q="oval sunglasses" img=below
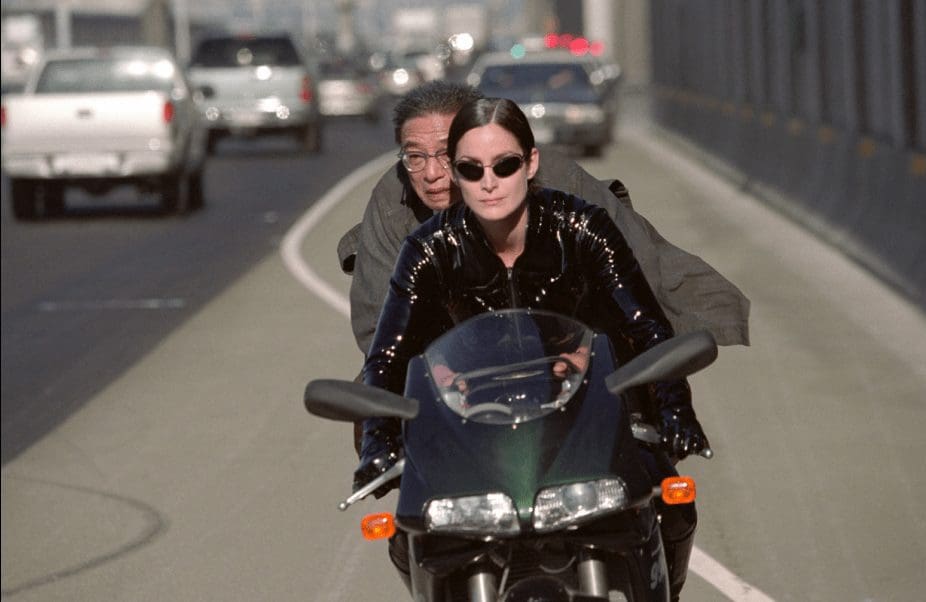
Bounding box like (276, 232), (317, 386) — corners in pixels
(453, 154), (526, 182)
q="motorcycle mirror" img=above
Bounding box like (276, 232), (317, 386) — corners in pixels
(605, 330), (718, 396)
(304, 378), (420, 422)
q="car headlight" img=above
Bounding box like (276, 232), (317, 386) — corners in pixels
(425, 493), (520, 536)
(533, 479), (629, 532)
(528, 103), (546, 118)
(564, 104), (605, 124)
(392, 69), (410, 86)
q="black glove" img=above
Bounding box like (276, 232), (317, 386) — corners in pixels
(353, 417), (402, 498)
(657, 405), (709, 460)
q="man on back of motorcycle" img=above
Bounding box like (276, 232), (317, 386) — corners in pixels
(338, 82), (750, 358)
(344, 94), (745, 600)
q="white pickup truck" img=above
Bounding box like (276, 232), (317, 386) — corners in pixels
(1, 46), (207, 219)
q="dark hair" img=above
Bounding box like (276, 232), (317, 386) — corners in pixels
(392, 81), (484, 144)
(447, 97), (535, 161)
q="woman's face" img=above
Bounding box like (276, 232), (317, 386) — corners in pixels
(452, 123), (539, 225)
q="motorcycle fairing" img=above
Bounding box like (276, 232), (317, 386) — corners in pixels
(396, 332), (653, 534)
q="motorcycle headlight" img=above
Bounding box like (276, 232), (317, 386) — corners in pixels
(425, 493), (520, 536)
(532, 479), (629, 532)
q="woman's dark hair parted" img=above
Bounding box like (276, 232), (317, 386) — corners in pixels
(391, 81), (484, 144)
(447, 97), (536, 161)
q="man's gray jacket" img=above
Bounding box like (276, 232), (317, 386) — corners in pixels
(338, 148), (750, 356)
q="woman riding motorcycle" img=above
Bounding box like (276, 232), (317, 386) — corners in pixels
(356, 97), (709, 600)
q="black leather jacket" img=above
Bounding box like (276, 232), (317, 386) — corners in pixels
(340, 151), (750, 357)
(362, 187), (691, 411)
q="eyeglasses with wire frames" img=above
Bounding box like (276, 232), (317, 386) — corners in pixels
(398, 148), (451, 172)
(452, 154), (526, 182)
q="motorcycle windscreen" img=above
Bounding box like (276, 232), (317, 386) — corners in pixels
(397, 310), (651, 528)
(423, 309), (594, 425)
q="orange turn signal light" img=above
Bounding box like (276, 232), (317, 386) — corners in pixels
(361, 512), (396, 541)
(661, 476), (697, 505)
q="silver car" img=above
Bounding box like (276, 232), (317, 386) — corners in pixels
(317, 57), (381, 122)
(378, 54), (425, 97)
(467, 50), (621, 156)
(187, 33), (323, 154)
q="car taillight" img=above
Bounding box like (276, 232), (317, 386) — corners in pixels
(300, 76), (313, 102)
(163, 101), (175, 123)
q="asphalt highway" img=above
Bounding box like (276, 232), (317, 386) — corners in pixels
(3, 111), (925, 600)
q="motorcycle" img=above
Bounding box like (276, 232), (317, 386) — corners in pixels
(304, 309), (717, 601)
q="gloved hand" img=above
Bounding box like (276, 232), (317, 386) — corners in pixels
(657, 405), (709, 460)
(353, 417), (403, 498)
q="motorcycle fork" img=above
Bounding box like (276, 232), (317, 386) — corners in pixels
(464, 549), (610, 601)
(577, 549), (609, 597)
(466, 568), (497, 601)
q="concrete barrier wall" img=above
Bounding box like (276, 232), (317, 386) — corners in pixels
(650, 0), (926, 307)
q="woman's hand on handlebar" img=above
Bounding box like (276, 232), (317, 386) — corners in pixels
(657, 405), (710, 460)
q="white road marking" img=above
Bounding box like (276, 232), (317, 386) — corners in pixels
(280, 152), (396, 319)
(690, 547), (775, 601)
(37, 298), (187, 311)
(280, 151), (776, 602)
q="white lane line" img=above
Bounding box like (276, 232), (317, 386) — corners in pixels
(280, 154), (775, 602)
(37, 298), (187, 311)
(280, 151), (396, 319)
(690, 548), (774, 601)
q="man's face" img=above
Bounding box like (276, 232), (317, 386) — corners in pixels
(399, 112), (460, 211)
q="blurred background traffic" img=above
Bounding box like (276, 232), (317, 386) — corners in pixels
(2, 0), (923, 306)
(1, 0), (630, 96)
(0, 0), (630, 215)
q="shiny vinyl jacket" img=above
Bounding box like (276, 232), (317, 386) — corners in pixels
(362, 187), (692, 412)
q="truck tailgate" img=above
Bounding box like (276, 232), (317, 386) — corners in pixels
(187, 66), (305, 101)
(2, 91), (172, 155)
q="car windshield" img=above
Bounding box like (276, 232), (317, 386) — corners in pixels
(190, 37), (301, 68)
(35, 57), (176, 94)
(423, 309), (594, 426)
(477, 62), (598, 103)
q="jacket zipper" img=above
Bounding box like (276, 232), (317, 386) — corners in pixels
(507, 267), (521, 307)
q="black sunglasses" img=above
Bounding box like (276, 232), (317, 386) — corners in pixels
(453, 155), (526, 182)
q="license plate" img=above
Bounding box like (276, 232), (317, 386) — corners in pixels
(52, 153), (120, 176)
(228, 111), (264, 127)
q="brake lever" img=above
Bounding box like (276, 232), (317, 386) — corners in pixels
(631, 422), (713, 459)
(338, 458), (405, 511)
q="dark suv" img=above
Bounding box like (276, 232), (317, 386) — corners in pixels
(187, 33), (323, 153)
